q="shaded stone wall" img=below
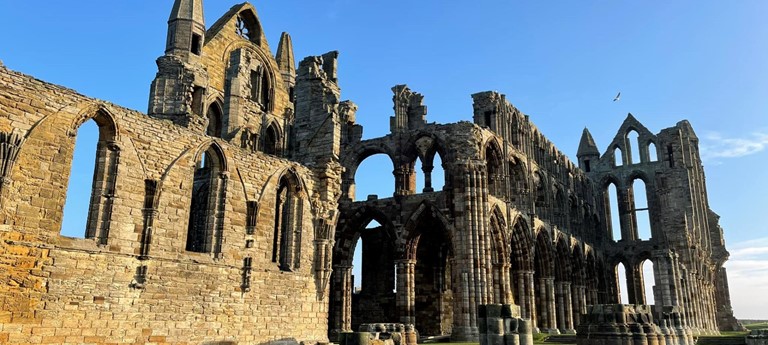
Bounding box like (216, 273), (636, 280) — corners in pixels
(0, 1), (344, 343)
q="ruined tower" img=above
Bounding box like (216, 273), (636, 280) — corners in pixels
(148, 0), (209, 129)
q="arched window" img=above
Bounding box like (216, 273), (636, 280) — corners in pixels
(186, 145), (227, 254)
(62, 112), (119, 244)
(250, 67), (272, 112)
(206, 102), (223, 138)
(272, 172), (303, 271)
(627, 130), (640, 164)
(648, 142), (658, 162)
(632, 179), (651, 240)
(614, 146), (623, 167)
(485, 143), (504, 197)
(263, 123), (281, 156)
(605, 183), (621, 241)
(235, 11), (262, 46)
(641, 260), (656, 305)
(616, 263), (629, 304)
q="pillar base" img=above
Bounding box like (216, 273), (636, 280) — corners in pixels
(451, 326), (479, 342)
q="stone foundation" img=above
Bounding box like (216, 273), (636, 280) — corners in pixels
(478, 304), (533, 345)
(576, 304), (694, 345)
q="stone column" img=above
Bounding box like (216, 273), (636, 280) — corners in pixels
(330, 265), (353, 338)
(396, 259), (416, 326)
(572, 285), (587, 328)
(394, 164), (416, 196)
(546, 277), (559, 334)
(422, 163), (434, 192)
(495, 263), (512, 305)
(559, 282), (575, 333)
(514, 270), (535, 321)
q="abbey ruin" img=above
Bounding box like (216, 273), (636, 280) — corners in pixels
(0, 1), (743, 344)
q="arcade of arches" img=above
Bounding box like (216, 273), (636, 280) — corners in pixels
(329, 89), (743, 340)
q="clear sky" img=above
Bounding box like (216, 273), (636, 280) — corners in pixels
(1, 1), (766, 319)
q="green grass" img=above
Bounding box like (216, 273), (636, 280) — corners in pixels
(746, 322), (768, 330)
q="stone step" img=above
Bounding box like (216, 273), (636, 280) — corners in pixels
(543, 335), (577, 344)
(695, 335), (747, 345)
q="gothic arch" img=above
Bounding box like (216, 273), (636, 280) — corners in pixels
(271, 168), (306, 271)
(333, 205), (397, 267)
(185, 142), (228, 254)
(510, 215), (534, 271)
(403, 201), (454, 261)
(263, 121), (282, 156)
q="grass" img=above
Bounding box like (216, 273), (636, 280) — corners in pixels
(746, 322), (768, 331)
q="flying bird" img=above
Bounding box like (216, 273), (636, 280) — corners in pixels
(613, 92), (621, 102)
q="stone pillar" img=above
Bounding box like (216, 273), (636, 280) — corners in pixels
(556, 282), (575, 334)
(452, 163), (495, 341)
(495, 263), (512, 304)
(546, 277), (559, 334)
(514, 270), (535, 321)
(331, 265), (353, 339)
(394, 164), (415, 196)
(396, 259), (416, 326)
(572, 284), (587, 328)
(422, 163), (434, 192)
(626, 263), (646, 305)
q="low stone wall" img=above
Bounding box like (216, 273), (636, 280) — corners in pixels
(478, 304), (533, 345)
(747, 329), (768, 345)
(338, 323), (417, 345)
(576, 304), (694, 345)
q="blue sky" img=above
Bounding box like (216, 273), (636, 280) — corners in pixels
(1, 1), (766, 318)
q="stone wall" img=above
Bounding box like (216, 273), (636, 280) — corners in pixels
(0, 61), (334, 344)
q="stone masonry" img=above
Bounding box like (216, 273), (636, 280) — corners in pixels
(0, 0), (743, 344)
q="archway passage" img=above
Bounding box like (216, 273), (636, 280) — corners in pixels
(351, 219), (396, 329)
(328, 208), (397, 338)
(408, 209), (453, 337)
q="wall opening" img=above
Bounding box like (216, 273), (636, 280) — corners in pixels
(614, 147), (623, 167)
(206, 102), (223, 138)
(350, 218), (396, 329)
(263, 124), (280, 156)
(352, 219), (382, 292)
(641, 260), (656, 305)
(627, 130), (640, 164)
(632, 179), (651, 240)
(354, 154), (395, 201)
(606, 183), (622, 241)
(272, 173), (302, 271)
(191, 33), (202, 55)
(62, 120), (99, 238)
(648, 142), (658, 162)
(186, 146), (226, 254)
(616, 263), (629, 304)
(191, 87), (205, 115)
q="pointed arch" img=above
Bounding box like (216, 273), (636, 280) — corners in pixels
(206, 100), (224, 138)
(234, 7), (264, 46)
(534, 228), (555, 278)
(403, 201), (453, 260)
(263, 121), (282, 156)
(484, 138), (505, 197)
(185, 142), (227, 255)
(554, 235), (572, 283)
(489, 205), (510, 264)
(510, 215), (534, 271)
(61, 107), (120, 244)
(272, 168), (305, 271)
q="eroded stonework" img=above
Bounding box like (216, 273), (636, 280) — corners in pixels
(0, 0), (743, 344)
